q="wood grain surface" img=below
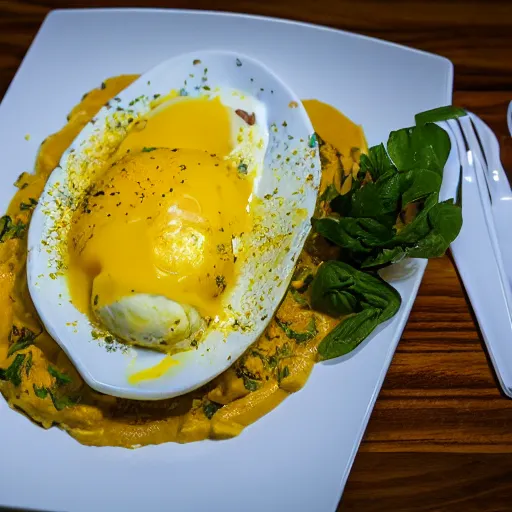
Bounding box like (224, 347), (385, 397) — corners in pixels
(1, 1), (512, 510)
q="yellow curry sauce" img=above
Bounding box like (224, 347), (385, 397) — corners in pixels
(0, 76), (366, 447)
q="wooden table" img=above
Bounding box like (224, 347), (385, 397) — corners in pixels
(2, 1), (512, 510)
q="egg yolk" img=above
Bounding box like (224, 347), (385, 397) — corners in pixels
(66, 97), (253, 319)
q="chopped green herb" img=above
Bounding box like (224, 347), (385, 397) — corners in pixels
(275, 316), (317, 343)
(236, 58), (242, 67)
(101, 82), (107, 90)
(14, 173), (29, 189)
(0, 215), (27, 242)
(49, 391), (79, 411)
(203, 400), (222, 419)
(33, 384), (48, 399)
(243, 377), (260, 392)
(20, 197), (38, 211)
(290, 287), (309, 307)
(277, 365), (290, 384)
(0, 354), (26, 386)
(216, 275), (227, 293)
(8, 326), (38, 356)
(309, 133), (317, 148)
(48, 366), (72, 386)
(25, 351), (33, 376)
(128, 95), (145, 107)
(142, 147), (157, 153)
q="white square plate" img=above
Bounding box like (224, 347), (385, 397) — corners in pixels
(0, 9), (453, 512)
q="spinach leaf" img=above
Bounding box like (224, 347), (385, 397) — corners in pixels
(315, 120), (461, 270)
(340, 217), (395, 247)
(310, 262), (359, 317)
(0, 354), (26, 386)
(48, 366), (72, 386)
(401, 169), (442, 206)
(313, 215), (395, 266)
(275, 316), (317, 343)
(307, 113), (462, 359)
(359, 143), (396, 181)
(312, 217), (372, 254)
(415, 106), (467, 125)
(406, 200), (463, 258)
(392, 193), (439, 245)
(361, 247), (407, 268)
(310, 261), (401, 359)
(349, 172), (402, 219)
(318, 308), (380, 358)
(329, 191), (353, 217)
(361, 199), (462, 266)
(387, 123), (450, 174)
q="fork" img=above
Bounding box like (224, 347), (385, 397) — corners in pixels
(444, 116), (512, 397)
(459, 113), (512, 288)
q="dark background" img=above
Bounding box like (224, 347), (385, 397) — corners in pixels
(1, 1), (512, 511)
